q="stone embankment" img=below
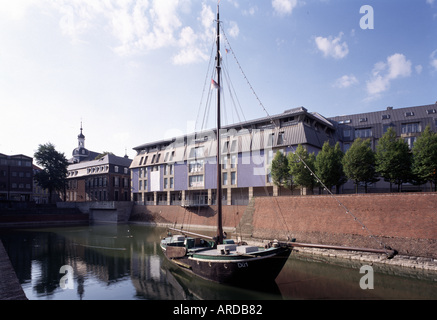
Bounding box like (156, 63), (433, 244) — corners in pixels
(130, 193), (437, 271)
(0, 241), (27, 300)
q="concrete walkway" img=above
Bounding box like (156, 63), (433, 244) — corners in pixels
(0, 241), (27, 300)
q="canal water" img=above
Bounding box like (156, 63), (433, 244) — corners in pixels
(0, 224), (436, 300)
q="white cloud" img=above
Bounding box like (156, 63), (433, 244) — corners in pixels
(227, 21), (240, 38)
(40, 0), (218, 64)
(315, 32), (349, 59)
(366, 53), (412, 97)
(430, 49), (437, 71)
(0, 0), (38, 20)
(415, 65), (423, 74)
(172, 3), (215, 65)
(334, 74), (358, 88)
(272, 0), (298, 16)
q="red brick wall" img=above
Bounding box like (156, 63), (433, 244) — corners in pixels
(132, 193), (437, 258)
(131, 205), (245, 229)
(253, 193), (437, 258)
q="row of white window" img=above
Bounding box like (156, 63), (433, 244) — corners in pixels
(137, 172), (241, 191)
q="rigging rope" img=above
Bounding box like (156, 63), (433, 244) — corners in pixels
(220, 23), (392, 255)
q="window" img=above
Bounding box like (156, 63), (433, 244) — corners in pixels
(404, 137), (416, 149)
(223, 172), (228, 186)
(230, 140), (237, 153)
(189, 175), (204, 188)
(115, 166), (119, 173)
(277, 132), (284, 145)
(359, 118), (368, 123)
(266, 133), (274, 147)
(355, 128), (372, 138)
(343, 129), (351, 138)
(383, 124), (394, 133)
(189, 146), (204, 158)
(222, 155), (228, 169)
(405, 112), (414, 117)
(231, 172), (236, 185)
(401, 123), (421, 134)
(231, 154), (237, 168)
(382, 114), (390, 120)
(189, 160), (203, 172)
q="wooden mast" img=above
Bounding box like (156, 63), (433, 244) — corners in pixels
(215, 3), (224, 245)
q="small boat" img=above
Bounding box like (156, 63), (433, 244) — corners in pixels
(160, 3), (291, 285)
(160, 231), (291, 285)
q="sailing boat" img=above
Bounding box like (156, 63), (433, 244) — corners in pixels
(160, 4), (292, 285)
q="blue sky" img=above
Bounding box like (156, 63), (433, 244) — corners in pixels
(0, 0), (436, 160)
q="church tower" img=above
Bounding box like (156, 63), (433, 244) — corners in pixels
(72, 122), (90, 163)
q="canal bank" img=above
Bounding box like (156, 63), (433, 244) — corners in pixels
(130, 193), (437, 271)
(0, 241), (27, 300)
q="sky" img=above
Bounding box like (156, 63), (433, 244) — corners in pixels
(1, 0), (436, 161)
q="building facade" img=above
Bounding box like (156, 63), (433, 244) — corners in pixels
(66, 125), (132, 202)
(130, 103), (437, 205)
(0, 154), (33, 201)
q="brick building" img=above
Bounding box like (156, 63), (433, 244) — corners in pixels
(0, 154), (33, 201)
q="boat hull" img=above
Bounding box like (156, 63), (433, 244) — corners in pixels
(162, 244), (291, 285)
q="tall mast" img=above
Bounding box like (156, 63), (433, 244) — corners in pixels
(215, 3), (224, 245)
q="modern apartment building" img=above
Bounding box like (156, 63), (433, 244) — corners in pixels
(130, 103), (437, 206)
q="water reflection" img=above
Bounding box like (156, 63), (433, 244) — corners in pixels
(1, 224), (436, 300)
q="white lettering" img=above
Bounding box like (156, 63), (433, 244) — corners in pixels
(360, 5), (374, 30)
(359, 265), (374, 289)
(59, 265), (74, 290)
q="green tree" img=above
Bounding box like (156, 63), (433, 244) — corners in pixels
(34, 143), (69, 203)
(288, 145), (316, 195)
(270, 151), (293, 190)
(95, 152), (114, 160)
(412, 125), (437, 191)
(315, 142), (346, 193)
(375, 127), (412, 192)
(342, 138), (379, 193)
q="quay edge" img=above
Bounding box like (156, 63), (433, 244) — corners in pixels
(129, 193), (437, 270)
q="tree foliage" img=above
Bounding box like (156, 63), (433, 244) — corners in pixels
(288, 145), (316, 194)
(34, 143), (69, 203)
(412, 125), (437, 191)
(95, 152), (114, 160)
(342, 138), (379, 193)
(314, 141), (346, 193)
(375, 127), (412, 192)
(270, 151), (293, 190)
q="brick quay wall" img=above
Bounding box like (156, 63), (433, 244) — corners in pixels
(130, 193), (437, 259)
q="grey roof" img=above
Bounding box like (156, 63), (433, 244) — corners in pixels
(329, 103), (437, 126)
(68, 153), (131, 170)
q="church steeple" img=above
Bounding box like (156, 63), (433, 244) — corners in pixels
(72, 121), (90, 162)
(78, 121), (85, 147)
